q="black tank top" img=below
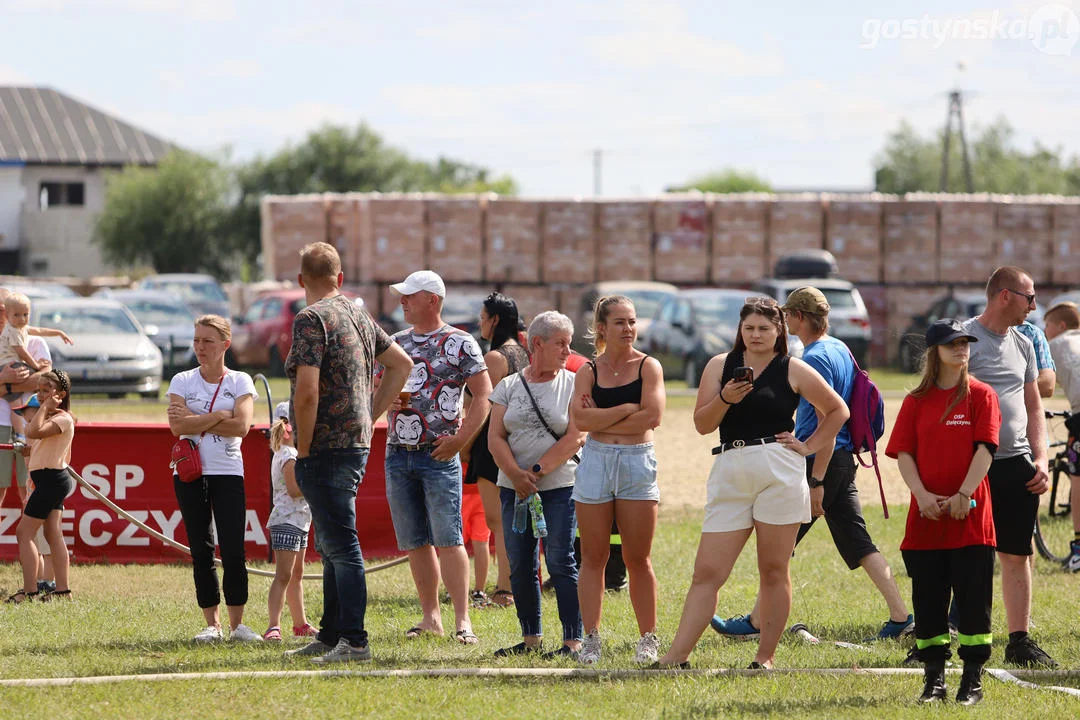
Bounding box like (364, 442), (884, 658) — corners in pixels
(588, 356), (648, 408)
(716, 351), (799, 443)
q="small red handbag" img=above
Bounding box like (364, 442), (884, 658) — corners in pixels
(170, 375), (225, 483)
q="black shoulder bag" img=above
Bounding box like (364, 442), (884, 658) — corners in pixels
(518, 372), (581, 465)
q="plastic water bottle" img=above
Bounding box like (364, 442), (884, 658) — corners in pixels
(512, 497), (529, 534)
(528, 494), (547, 538)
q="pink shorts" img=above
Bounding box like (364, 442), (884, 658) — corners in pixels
(461, 484), (490, 543)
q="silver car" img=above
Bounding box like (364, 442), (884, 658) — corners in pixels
(137, 273), (230, 319)
(100, 289), (197, 372)
(32, 298), (163, 398)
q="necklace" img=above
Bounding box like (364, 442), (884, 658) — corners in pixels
(603, 355), (629, 377)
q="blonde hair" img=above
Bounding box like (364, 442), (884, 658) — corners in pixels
(195, 314), (231, 341)
(911, 344), (971, 422)
(269, 417), (289, 453)
(5, 292), (30, 312)
(588, 295), (634, 357)
(1045, 302), (1080, 330)
(300, 242), (342, 280)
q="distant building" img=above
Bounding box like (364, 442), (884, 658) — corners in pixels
(0, 86), (173, 277)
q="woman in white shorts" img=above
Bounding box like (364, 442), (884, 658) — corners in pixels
(570, 295), (666, 665)
(658, 296), (848, 670)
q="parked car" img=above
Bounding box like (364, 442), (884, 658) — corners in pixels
(138, 273), (230, 319)
(31, 298), (163, 398)
(101, 289), (197, 373)
(752, 278), (872, 368)
(571, 281), (679, 355)
(644, 289), (803, 388)
(3, 281), (78, 300)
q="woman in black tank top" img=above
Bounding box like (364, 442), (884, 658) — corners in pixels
(462, 293), (528, 607)
(570, 295), (666, 664)
(658, 296), (848, 670)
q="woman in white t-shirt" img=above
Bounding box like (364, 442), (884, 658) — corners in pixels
(167, 315), (258, 643)
(488, 311), (586, 659)
(262, 400), (315, 641)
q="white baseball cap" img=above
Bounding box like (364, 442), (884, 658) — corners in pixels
(273, 400), (290, 423)
(390, 270), (446, 298)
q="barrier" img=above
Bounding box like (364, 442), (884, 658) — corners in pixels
(0, 421), (403, 563)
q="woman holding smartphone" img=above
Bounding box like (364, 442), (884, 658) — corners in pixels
(657, 296), (848, 670)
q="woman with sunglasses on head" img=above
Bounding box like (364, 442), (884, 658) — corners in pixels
(7, 369), (75, 603)
(657, 296), (847, 670)
(886, 319), (1000, 705)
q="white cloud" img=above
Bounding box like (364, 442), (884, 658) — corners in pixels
(267, 20), (378, 46)
(204, 60), (261, 79)
(590, 30), (785, 76)
(0, 65), (31, 84)
(2, 0), (236, 21)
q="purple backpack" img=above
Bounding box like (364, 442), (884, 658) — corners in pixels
(846, 350), (888, 518)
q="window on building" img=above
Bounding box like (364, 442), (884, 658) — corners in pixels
(39, 182), (85, 209)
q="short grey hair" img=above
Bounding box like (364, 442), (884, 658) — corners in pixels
(527, 311), (574, 349)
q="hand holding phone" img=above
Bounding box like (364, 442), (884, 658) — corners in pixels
(734, 366), (754, 383)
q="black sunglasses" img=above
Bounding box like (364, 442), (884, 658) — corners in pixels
(1004, 288), (1036, 305)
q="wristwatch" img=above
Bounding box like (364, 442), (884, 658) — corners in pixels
(808, 477), (825, 489)
(531, 463), (543, 475)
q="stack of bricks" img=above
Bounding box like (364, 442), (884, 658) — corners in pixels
(541, 200), (596, 284)
(260, 194), (327, 281)
(936, 196), (997, 283)
(653, 196), (710, 284)
(882, 200), (938, 283)
(425, 195), (483, 283)
(996, 202), (1053, 284)
(825, 196), (883, 283)
(502, 284), (559, 325)
(711, 195), (769, 284)
(768, 196), (823, 271)
(596, 201), (652, 281)
(363, 194), (426, 283)
(1052, 202), (1080, 286)
(484, 197), (541, 283)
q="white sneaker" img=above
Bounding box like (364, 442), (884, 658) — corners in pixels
(578, 631), (602, 665)
(312, 637), (372, 664)
(194, 625), (223, 643)
(634, 632), (661, 664)
(229, 624), (263, 642)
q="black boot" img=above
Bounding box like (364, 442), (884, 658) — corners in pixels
(956, 664), (984, 706)
(918, 661), (947, 703)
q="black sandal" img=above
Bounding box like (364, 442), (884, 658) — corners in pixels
(490, 589), (514, 607)
(5, 590), (39, 604)
(40, 589), (72, 602)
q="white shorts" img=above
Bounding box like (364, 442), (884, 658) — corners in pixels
(703, 442), (810, 532)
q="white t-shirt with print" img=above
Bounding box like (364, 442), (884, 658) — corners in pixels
(0, 323), (29, 366)
(0, 336), (51, 428)
(167, 368), (257, 476)
(266, 445), (311, 531)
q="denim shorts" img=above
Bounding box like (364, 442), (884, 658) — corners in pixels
(571, 437), (659, 504)
(269, 523), (309, 553)
(385, 445), (464, 550)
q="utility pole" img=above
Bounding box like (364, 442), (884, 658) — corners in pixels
(940, 89), (974, 193)
(593, 148), (603, 197)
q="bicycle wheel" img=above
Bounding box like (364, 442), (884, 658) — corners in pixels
(1034, 464), (1073, 564)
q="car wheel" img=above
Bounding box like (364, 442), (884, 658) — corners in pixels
(140, 390), (159, 400)
(684, 357), (700, 389)
(269, 347), (285, 377)
(108, 393), (125, 399)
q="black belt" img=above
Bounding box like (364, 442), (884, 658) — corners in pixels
(394, 444), (435, 452)
(711, 437), (778, 455)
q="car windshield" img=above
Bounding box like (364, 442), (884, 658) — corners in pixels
(145, 280), (227, 303)
(623, 290), (672, 320)
(818, 289), (856, 309)
(693, 294), (748, 328)
(35, 307), (139, 334)
(123, 300), (195, 327)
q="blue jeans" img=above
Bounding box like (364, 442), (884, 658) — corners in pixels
(500, 485), (582, 641)
(295, 448), (370, 648)
(385, 446), (463, 550)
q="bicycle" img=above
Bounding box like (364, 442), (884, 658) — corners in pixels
(1033, 409), (1074, 564)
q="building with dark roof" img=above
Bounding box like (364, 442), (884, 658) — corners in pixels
(0, 86), (174, 276)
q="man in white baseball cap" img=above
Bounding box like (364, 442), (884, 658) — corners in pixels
(390, 270), (446, 299)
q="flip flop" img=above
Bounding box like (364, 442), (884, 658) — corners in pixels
(490, 589), (514, 608)
(455, 629), (479, 645)
(405, 626), (436, 639)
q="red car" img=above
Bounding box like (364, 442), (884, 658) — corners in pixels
(229, 289), (361, 375)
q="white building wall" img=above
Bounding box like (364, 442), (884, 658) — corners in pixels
(0, 166), (24, 252)
(19, 165), (113, 277)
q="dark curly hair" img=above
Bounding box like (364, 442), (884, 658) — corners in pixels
(45, 368), (72, 412)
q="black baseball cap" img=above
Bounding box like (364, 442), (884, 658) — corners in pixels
(926, 318), (979, 347)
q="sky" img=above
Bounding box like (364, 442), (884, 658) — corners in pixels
(3, 0), (1080, 197)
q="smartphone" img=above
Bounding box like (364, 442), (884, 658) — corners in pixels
(734, 366), (754, 383)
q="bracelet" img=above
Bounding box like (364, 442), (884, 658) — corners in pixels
(957, 490), (970, 501)
(718, 390), (731, 405)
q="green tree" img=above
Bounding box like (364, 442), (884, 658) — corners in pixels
(874, 118), (1080, 194)
(93, 150), (235, 278)
(666, 168), (772, 193)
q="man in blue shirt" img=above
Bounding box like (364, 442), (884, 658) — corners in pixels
(712, 286), (912, 641)
(1016, 321), (1056, 398)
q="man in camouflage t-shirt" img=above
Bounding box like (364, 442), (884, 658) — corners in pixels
(384, 270), (492, 644)
(285, 242), (412, 663)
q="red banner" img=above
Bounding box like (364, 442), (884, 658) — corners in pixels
(0, 422), (402, 563)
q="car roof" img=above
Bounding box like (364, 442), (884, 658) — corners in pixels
(108, 289), (187, 302)
(757, 278), (854, 290)
(591, 281), (679, 293)
(681, 288), (750, 299)
(143, 273), (218, 283)
(35, 297), (126, 309)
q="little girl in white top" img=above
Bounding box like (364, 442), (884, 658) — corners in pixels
(264, 401), (315, 640)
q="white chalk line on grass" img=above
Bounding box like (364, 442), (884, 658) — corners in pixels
(3, 666), (1080, 691)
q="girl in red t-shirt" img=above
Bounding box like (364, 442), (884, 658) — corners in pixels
(886, 319), (1001, 706)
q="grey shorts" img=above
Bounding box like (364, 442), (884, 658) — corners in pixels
(0, 425), (28, 489)
(572, 437), (659, 504)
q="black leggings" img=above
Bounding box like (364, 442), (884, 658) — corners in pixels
(174, 474), (248, 609)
